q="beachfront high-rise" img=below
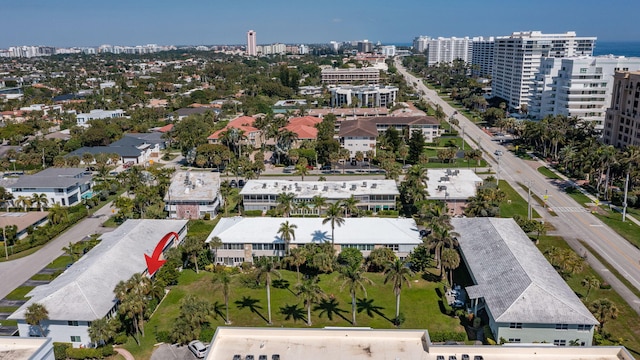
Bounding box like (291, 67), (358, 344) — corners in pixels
(425, 37), (473, 66)
(492, 31), (596, 111)
(246, 30), (257, 56)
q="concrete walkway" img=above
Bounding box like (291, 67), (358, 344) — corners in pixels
(115, 347), (135, 360)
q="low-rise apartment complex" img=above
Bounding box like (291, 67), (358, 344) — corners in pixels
(240, 179), (399, 214)
(165, 171), (222, 219)
(321, 68), (380, 85)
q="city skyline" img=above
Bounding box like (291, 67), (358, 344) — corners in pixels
(3, 0), (640, 48)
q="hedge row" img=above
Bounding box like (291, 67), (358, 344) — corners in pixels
(429, 331), (467, 342)
(53, 342), (114, 360)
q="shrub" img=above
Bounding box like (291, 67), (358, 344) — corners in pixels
(53, 342), (72, 360)
(203, 213), (211, 220)
(243, 210), (263, 217)
(101, 345), (114, 357)
(114, 333), (129, 345)
(600, 282), (612, 290)
(156, 330), (171, 343)
(429, 331), (467, 342)
(65, 347), (103, 359)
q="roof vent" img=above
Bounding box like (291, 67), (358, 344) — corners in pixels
(262, 183), (267, 189)
(313, 185), (318, 190)
(362, 181), (367, 187)
(323, 186), (329, 191)
(351, 184), (357, 191)
(371, 183), (377, 189)
(342, 182), (346, 188)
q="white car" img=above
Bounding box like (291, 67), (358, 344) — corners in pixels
(188, 340), (207, 359)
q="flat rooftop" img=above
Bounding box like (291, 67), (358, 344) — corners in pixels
(426, 169), (482, 200)
(239, 179), (399, 199)
(0, 337), (52, 360)
(206, 328), (635, 360)
(0, 212), (48, 232)
(165, 171), (221, 202)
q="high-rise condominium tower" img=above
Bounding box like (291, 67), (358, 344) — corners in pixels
(246, 30), (257, 56)
(492, 31), (596, 111)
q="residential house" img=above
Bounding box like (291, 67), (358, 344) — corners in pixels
(8, 168), (93, 207)
(207, 116), (261, 148)
(74, 109), (125, 127)
(426, 169), (483, 215)
(68, 133), (165, 165)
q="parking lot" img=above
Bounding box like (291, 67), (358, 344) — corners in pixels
(151, 343), (203, 360)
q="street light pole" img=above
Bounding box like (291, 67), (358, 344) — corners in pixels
(526, 180), (534, 220)
(461, 124), (465, 151)
(3, 225), (7, 260)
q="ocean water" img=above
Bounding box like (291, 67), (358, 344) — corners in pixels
(594, 41), (640, 57)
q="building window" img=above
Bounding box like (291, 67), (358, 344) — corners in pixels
(580, 68), (587, 74)
(553, 339), (567, 346)
(577, 325), (590, 331)
(70, 336), (81, 342)
(555, 323), (568, 330)
(68, 321), (79, 326)
(509, 323), (522, 329)
(384, 244), (399, 251)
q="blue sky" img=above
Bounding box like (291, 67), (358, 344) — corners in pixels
(3, 0), (640, 47)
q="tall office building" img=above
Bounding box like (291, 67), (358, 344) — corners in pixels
(492, 31), (596, 111)
(529, 56), (640, 129)
(471, 37), (494, 78)
(357, 40), (373, 53)
(423, 37), (472, 66)
(246, 30), (257, 56)
(602, 71), (640, 147)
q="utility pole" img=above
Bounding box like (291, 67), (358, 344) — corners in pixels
(526, 180), (534, 220)
(461, 124), (465, 151)
(3, 225), (7, 260)
(623, 171), (630, 222)
(42, 148), (45, 169)
(496, 155), (501, 186)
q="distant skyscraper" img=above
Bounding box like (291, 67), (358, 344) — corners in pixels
(471, 37), (494, 78)
(491, 31), (596, 110)
(425, 37), (472, 66)
(246, 30), (257, 56)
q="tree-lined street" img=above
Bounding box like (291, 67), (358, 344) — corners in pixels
(395, 59), (640, 313)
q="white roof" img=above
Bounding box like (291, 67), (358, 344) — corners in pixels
(9, 219), (188, 322)
(165, 170), (220, 202)
(206, 217), (420, 245)
(0, 337), (52, 360)
(451, 218), (598, 325)
(239, 179), (399, 199)
(426, 169), (482, 200)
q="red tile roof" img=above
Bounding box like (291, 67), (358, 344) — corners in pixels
(157, 124), (174, 133)
(208, 116), (259, 140)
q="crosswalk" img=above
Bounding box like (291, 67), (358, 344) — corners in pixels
(550, 206), (589, 213)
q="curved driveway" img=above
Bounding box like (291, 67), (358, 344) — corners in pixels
(396, 59), (640, 313)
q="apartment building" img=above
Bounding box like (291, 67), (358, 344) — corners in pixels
(602, 71), (640, 147)
(471, 36), (494, 78)
(329, 85), (398, 108)
(8, 168), (93, 207)
(240, 179), (399, 214)
(413, 36), (429, 53)
(165, 171), (222, 219)
(529, 56), (640, 129)
(321, 68), (380, 85)
(492, 31), (596, 111)
(246, 30), (257, 56)
(75, 109), (125, 127)
(425, 37), (473, 66)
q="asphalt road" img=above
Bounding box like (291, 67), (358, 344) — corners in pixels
(395, 59), (640, 312)
(0, 202), (116, 301)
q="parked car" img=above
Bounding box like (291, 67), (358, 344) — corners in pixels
(320, 165), (332, 171)
(238, 179), (245, 187)
(188, 340), (207, 359)
(494, 150), (503, 156)
(229, 180), (238, 188)
(283, 165), (295, 173)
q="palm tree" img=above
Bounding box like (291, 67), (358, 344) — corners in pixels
(589, 298), (619, 332)
(294, 163), (309, 181)
(425, 225), (459, 276)
(209, 236), (223, 262)
(276, 192), (296, 217)
(212, 272), (233, 324)
(114, 273), (151, 343)
(254, 257), (281, 325)
(323, 202), (345, 246)
(284, 247), (307, 283)
(277, 221), (297, 255)
(311, 195), (327, 215)
(88, 318), (116, 346)
(341, 195), (360, 217)
(25, 302), (49, 337)
(15, 195), (32, 211)
(581, 276), (601, 302)
(182, 236), (205, 274)
(48, 203), (69, 225)
(31, 193), (48, 211)
(296, 201), (311, 217)
(383, 258), (414, 323)
(339, 264), (373, 325)
(441, 248), (461, 286)
(295, 277), (325, 326)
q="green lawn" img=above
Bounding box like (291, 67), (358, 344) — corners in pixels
(0, 306), (18, 313)
(30, 273), (54, 281)
(499, 180), (540, 219)
(124, 269), (464, 359)
(4, 286), (34, 301)
(537, 236), (640, 351)
(537, 166), (561, 180)
(187, 219), (220, 239)
(592, 211), (640, 250)
(47, 255), (72, 269)
(566, 189), (593, 207)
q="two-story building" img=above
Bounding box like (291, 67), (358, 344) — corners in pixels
(8, 219), (188, 348)
(74, 109), (125, 127)
(165, 171), (222, 219)
(451, 217), (599, 346)
(8, 168), (93, 207)
(240, 179), (399, 215)
(206, 217), (421, 265)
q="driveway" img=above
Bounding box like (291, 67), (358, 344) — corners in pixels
(151, 343), (200, 360)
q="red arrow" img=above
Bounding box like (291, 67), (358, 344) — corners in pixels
(145, 232), (180, 275)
